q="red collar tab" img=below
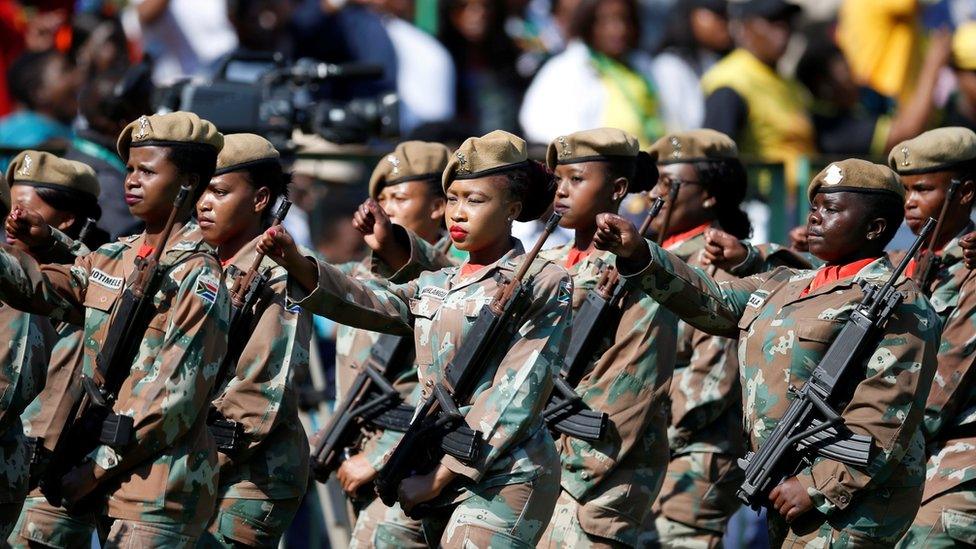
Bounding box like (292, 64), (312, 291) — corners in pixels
(662, 223), (711, 250)
(801, 257), (878, 296)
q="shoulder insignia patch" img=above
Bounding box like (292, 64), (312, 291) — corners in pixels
(90, 268), (124, 291)
(195, 275), (220, 305)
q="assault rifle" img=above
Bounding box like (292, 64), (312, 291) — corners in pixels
(375, 213), (562, 517)
(207, 199), (291, 454)
(35, 183), (194, 508)
(309, 331), (414, 483)
(736, 218), (935, 510)
(544, 197), (665, 440)
(913, 179), (960, 293)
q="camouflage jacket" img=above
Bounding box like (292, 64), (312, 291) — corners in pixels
(622, 240), (941, 538)
(293, 240), (572, 491)
(0, 229), (89, 502)
(211, 233), (312, 500)
(540, 243), (676, 543)
(891, 223), (976, 503)
(664, 231), (745, 458)
(333, 229), (455, 469)
(0, 223), (230, 526)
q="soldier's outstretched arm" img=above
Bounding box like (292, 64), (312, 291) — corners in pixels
(0, 242), (87, 325)
(594, 213), (765, 338)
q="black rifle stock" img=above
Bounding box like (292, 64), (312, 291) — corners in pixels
(36, 184), (194, 509)
(374, 213), (563, 518)
(207, 200), (292, 454)
(913, 179), (960, 293)
(736, 218), (936, 511)
(309, 332), (412, 483)
(544, 197), (665, 441)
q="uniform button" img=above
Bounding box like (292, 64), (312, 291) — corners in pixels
(580, 472), (590, 480)
(425, 379), (433, 387)
(100, 297), (107, 303)
(839, 495), (849, 504)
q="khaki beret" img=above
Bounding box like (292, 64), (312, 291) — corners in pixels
(369, 141), (451, 198)
(808, 159), (904, 201)
(650, 129), (739, 165)
(117, 111), (224, 161)
(442, 130), (529, 191)
(545, 128), (640, 169)
(888, 127), (976, 175)
(214, 133), (280, 176)
(5, 150), (100, 202)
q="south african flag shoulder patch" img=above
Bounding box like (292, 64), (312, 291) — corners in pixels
(195, 275), (220, 305)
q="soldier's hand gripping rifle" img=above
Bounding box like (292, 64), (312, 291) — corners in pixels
(207, 200), (291, 454)
(736, 218), (936, 511)
(913, 179), (960, 293)
(35, 184), (194, 508)
(375, 213), (563, 518)
(309, 331), (414, 483)
(544, 197), (665, 441)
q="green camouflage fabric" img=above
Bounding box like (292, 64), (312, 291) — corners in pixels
(334, 228), (455, 471)
(350, 497), (425, 548)
(620, 239), (941, 545)
(890, 223), (976, 546)
(200, 496), (304, 547)
(293, 240), (572, 543)
(0, 222), (230, 532)
(648, 228), (745, 544)
(536, 243), (675, 547)
(205, 233), (312, 544)
(899, 488), (976, 547)
(8, 495), (97, 548)
(103, 518), (199, 547)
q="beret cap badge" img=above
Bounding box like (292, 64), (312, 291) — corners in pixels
(455, 151), (470, 174)
(557, 136), (571, 159)
(670, 136), (682, 160)
(386, 154), (401, 176)
(18, 154), (32, 177)
(134, 115), (151, 141)
(824, 164), (844, 186)
(900, 146), (911, 167)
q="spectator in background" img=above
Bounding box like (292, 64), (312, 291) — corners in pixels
(943, 22), (976, 133)
(701, 0), (814, 162)
(72, 12), (131, 78)
(356, 0), (456, 134)
(837, 0), (922, 108)
(127, 0), (238, 84)
(226, 0), (297, 55)
(657, 0), (732, 78)
(797, 29), (950, 156)
(0, 49), (79, 152)
(519, 0), (699, 147)
(65, 66), (152, 239)
(439, 0), (525, 133)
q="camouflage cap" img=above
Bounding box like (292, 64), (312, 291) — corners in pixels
(369, 141), (451, 198)
(117, 111), (224, 161)
(650, 129), (739, 165)
(214, 133), (280, 176)
(5, 150), (100, 201)
(545, 128), (639, 169)
(442, 130), (529, 191)
(808, 158), (904, 201)
(887, 127), (976, 175)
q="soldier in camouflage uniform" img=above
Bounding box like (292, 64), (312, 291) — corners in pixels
(881, 128), (976, 547)
(330, 141), (458, 548)
(0, 151), (104, 541)
(637, 130), (753, 548)
(594, 158), (942, 547)
(258, 130), (572, 547)
(530, 128), (677, 548)
(0, 112), (230, 546)
(183, 133), (311, 547)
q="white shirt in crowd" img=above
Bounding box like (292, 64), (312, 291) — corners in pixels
(383, 16), (456, 134)
(519, 41), (703, 145)
(126, 0), (239, 85)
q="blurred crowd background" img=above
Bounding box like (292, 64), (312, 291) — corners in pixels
(0, 1), (972, 545)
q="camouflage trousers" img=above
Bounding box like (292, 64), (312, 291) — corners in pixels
(422, 472), (560, 548)
(7, 495), (97, 548)
(769, 484), (922, 548)
(898, 487), (976, 548)
(349, 497), (425, 548)
(643, 451), (743, 548)
(537, 490), (629, 549)
(199, 495), (303, 547)
(104, 519), (197, 548)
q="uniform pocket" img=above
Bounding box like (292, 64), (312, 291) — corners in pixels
(795, 319), (841, 344)
(408, 297), (440, 366)
(942, 509), (976, 545)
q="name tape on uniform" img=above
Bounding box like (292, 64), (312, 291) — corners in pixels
(747, 290), (769, 309)
(91, 269), (124, 291)
(419, 287), (449, 301)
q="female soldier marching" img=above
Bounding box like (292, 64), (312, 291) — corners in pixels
(257, 130), (573, 547)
